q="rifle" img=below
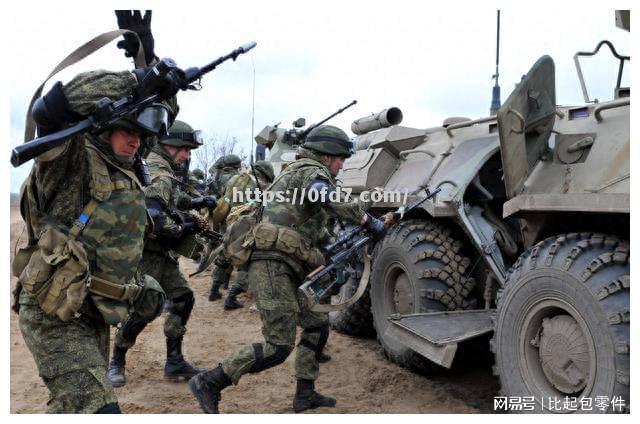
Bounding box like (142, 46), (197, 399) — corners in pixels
(299, 187), (441, 311)
(295, 99), (357, 142)
(11, 41), (257, 168)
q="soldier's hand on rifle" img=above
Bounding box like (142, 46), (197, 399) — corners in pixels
(115, 10), (157, 65)
(132, 59), (186, 100)
(361, 214), (386, 239)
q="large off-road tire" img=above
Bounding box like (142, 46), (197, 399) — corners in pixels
(329, 265), (375, 337)
(492, 233), (630, 413)
(370, 220), (477, 373)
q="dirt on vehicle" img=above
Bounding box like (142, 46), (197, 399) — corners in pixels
(9, 202), (498, 414)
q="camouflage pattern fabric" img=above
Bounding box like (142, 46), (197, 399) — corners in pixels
(114, 145), (197, 346)
(207, 165), (240, 198)
(144, 146), (195, 239)
(17, 70), (153, 412)
(219, 152), (363, 384)
(260, 147), (366, 251)
(114, 250), (191, 347)
(18, 293), (116, 413)
(221, 260), (328, 383)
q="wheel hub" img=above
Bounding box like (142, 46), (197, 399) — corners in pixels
(538, 315), (590, 394)
(392, 272), (413, 314)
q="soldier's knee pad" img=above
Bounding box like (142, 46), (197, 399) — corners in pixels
(299, 324), (330, 357)
(166, 290), (195, 324)
(96, 403), (121, 414)
(118, 315), (149, 345)
(248, 342), (292, 373)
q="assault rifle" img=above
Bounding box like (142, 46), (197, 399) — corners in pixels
(294, 99), (357, 142)
(11, 41), (257, 168)
(299, 187), (441, 310)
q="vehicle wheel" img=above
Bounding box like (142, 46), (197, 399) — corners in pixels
(492, 233), (629, 413)
(370, 219), (477, 373)
(329, 261), (375, 338)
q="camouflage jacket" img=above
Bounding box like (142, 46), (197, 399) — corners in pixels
(224, 171), (270, 209)
(144, 146), (197, 242)
(21, 69), (146, 283)
(207, 166), (241, 197)
(255, 148), (367, 271)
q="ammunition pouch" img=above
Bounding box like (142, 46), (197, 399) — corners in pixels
(252, 223), (325, 269)
(224, 213), (257, 268)
(16, 227), (90, 321)
(14, 226), (155, 324)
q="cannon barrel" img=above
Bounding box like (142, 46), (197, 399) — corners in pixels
(351, 107), (403, 135)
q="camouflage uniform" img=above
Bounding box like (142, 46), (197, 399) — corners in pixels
(14, 71), (168, 413)
(222, 161), (274, 309)
(109, 121), (206, 386)
(206, 155), (242, 300)
(190, 126), (372, 413)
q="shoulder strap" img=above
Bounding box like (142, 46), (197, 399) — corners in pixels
(24, 29), (146, 143)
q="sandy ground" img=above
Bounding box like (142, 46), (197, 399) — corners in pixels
(10, 204), (499, 413)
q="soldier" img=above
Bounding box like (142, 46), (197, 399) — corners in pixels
(206, 154), (243, 300)
(13, 68), (178, 413)
(190, 168), (206, 194)
(189, 125), (387, 413)
(206, 154), (242, 197)
(107, 120), (216, 387)
(222, 160), (275, 310)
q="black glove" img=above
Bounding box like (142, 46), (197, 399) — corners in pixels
(115, 10), (156, 65)
(178, 214), (198, 237)
(132, 59), (185, 100)
(191, 196), (217, 209)
(364, 214), (386, 239)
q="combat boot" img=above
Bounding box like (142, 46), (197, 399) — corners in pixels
(318, 352), (332, 363)
(224, 286), (244, 310)
(164, 337), (205, 382)
(208, 282), (222, 301)
(107, 346), (128, 387)
(292, 379), (336, 413)
(189, 366), (232, 414)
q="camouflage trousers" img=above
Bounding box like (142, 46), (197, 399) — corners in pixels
(221, 259), (329, 383)
(114, 250), (193, 348)
(18, 291), (117, 413)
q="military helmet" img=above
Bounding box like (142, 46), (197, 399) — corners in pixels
(158, 120), (203, 149)
(253, 160), (275, 183)
(303, 125), (354, 158)
(191, 168), (205, 180)
(215, 154), (242, 169)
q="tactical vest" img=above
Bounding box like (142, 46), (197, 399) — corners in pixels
(14, 140), (150, 323)
(250, 158), (333, 270)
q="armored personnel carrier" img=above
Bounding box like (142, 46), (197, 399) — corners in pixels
(330, 12), (630, 412)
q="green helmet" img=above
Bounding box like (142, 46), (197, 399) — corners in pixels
(191, 168), (205, 180)
(303, 125), (354, 158)
(158, 120), (203, 149)
(253, 160), (275, 183)
(216, 154), (242, 169)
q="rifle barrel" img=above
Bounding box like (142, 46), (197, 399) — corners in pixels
(11, 119), (94, 167)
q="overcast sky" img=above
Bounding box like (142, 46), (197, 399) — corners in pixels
(3, 2), (633, 193)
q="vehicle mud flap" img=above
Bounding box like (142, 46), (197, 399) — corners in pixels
(386, 309), (495, 368)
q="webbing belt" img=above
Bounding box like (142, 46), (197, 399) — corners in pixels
(87, 275), (143, 302)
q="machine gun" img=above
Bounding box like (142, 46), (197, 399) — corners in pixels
(255, 100), (357, 150)
(11, 41), (257, 168)
(299, 187), (441, 311)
